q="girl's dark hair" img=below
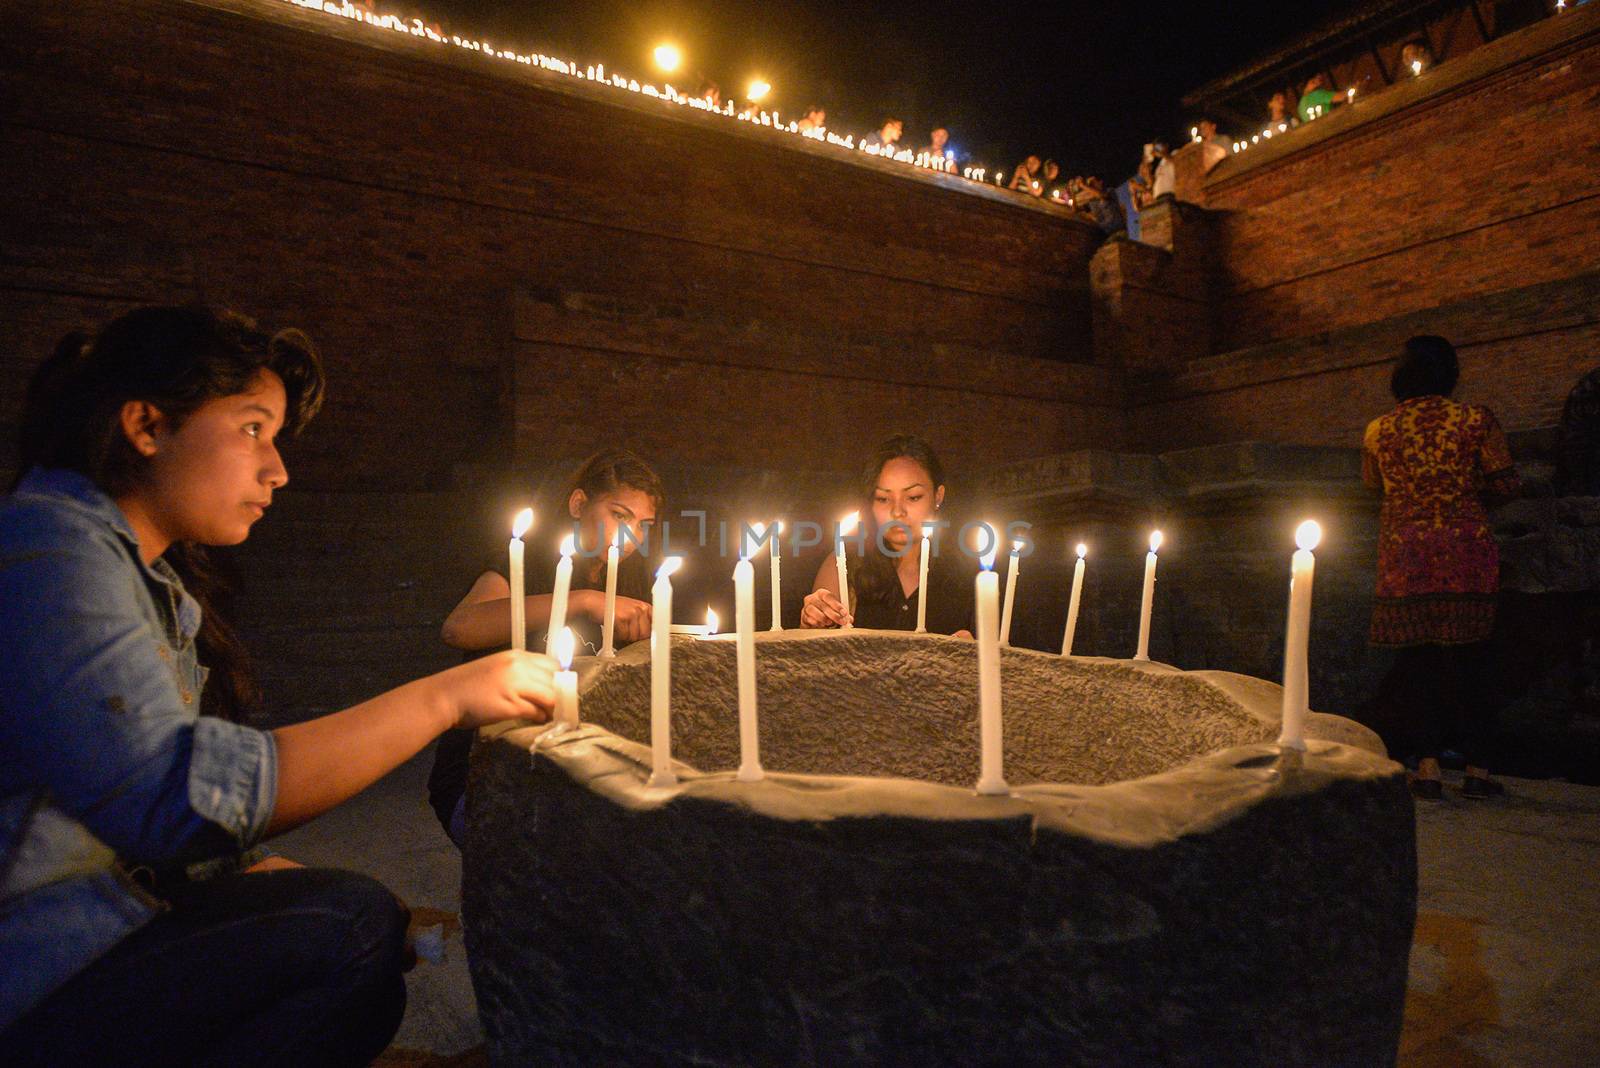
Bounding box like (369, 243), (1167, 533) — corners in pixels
(1391, 335), (1460, 401)
(851, 435), (946, 611)
(564, 448), (666, 520)
(17, 305), (326, 723)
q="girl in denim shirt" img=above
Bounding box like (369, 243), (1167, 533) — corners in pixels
(0, 306), (557, 1064)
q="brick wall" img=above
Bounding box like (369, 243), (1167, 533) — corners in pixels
(1132, 8), (1600, 453)
(0, 0), (1110, 714)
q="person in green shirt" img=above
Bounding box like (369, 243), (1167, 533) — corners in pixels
(1297, 73), (1343, 123)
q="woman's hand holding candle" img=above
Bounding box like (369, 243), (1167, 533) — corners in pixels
(572, 590), (653, 643)
(800, 588), (852, 628)
(434, 650), (558, 729)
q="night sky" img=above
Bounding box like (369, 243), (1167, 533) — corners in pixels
(416, 0), (1362, 181)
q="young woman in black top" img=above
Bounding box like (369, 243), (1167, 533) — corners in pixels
(428, 449), (664, 843)
(801, 435), (975, 637)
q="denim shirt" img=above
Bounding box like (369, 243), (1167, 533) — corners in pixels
(0, 468), (278, 1030)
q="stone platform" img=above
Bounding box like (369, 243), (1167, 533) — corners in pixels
(462, 631), (1415, 1066)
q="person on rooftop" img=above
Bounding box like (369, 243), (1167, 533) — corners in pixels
(1297, 73), (1344, 123)
(1197, 118), (1231, 173)
(862, 118), (904, 153)
(1008, 154), (1043, 194)
(1150, 142), (1175, 198)
(1267, 90), (1299, 129)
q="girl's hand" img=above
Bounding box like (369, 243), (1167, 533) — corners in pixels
(952, 629), (974, 640)
(800, 589), (852, 629)
(610, 595), (653, 644)
(439, 650), (556, 730)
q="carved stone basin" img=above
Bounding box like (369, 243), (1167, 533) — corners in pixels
(462, 630), (1415, 1066)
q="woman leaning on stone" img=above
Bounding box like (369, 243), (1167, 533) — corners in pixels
(1362, 335), (1520, 800)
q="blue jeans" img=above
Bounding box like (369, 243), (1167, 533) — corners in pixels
(3, 867), (408, 1066)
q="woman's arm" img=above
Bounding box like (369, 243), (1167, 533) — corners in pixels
(441, 569), (554, 650)
(266, 650), (553, 836)
(1478, 413), (1522, 506)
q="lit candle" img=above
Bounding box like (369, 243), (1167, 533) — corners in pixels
(835, 510), (859, 627)
(508, 508), (533, 652)
(599, 526), (621, 658)
(1135, 530), (1162, 661)
(999, 539), (1023, 647)
(1060, 542), (1086, 657)
(914, 520), (932, 633)
(769, 521), (784, 631)
(553, 626), (579, 728)
(1278, 521), (1321, 751)
(975, 538), (1008, 796)
(705, 607), (719, 637)
(649, 557), (683, 787)
(545, 532), (575, 656)
(735, 530), (766, 782)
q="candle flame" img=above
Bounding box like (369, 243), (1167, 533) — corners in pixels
(921, 519), (937, 538)
(612, 525), (625, 549)
(656, 556), (683, 580)
(742, 522), (770, 561)
(511, 508), (533, 540)
(1296, 520), (1323, 552)
(1149, 530), (1164, 553)
(559, 532), (576, 556)
(1076, 542), (1088, 560)
(839, 510), (860, 537)
(1012, 539), (1025, 554)
(747, 79), (771, 102)
(705, 607), (719, 635)
(979, 525), (999, 570)
(553, 626), (575, 670)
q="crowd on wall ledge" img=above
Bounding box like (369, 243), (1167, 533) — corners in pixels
(993, 0), (1593, 241)
(310, 0), (1586, 242)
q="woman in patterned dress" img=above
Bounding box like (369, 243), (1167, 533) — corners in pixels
(1363, 336), (1520, 800)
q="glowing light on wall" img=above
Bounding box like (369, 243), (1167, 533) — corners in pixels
(653, 43), (681, 72)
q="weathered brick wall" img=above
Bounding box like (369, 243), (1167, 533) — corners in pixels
(0, 0), (1112, 715)
(1132, 8), (1600, 453)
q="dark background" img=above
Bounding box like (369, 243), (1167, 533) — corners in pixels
(409, 0), (1359, 182)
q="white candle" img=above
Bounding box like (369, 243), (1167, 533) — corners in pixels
(975, 540), (1007, 795)
(1060, 542), (1086, 656)
(999, 539), (1022, 646)
(835, 510), (859, 627)
(552, 626), (579, 728)
(508, 508), (533, 652)
(914, 521), (932, 633)
(649, 556), (683, 786)
(545, 532), (575, 656)
(599, 526), (621, 657)
(1278, 521), (1321, 751)
(1135, 530), (1162, 661)
(734, 550), (763, 782)
(769, 521), (784, 631)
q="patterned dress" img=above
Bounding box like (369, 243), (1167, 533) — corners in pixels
(1362, 396), (1520, 646)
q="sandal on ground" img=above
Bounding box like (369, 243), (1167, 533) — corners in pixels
(1409, 778), (1443, 801)
(1461, 775), (1505, 799)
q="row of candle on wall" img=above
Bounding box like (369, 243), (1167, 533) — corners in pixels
(510, 510), (1323, 794)
(283, 0), (967, 180)
(1223, 87), (1360, 155)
